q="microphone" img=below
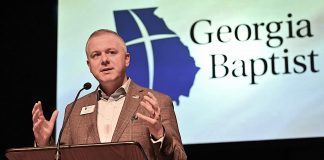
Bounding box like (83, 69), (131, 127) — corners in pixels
(55, 82), (92, 160)
(83, 82), (92, 90)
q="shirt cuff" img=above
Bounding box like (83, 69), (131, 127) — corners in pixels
(150, 133), (165, 144)
(34, 141), (38, 147)
(150, 127), (165, 149)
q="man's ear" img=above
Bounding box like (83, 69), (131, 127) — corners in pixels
(87, 60), (92, 72)
(125, 52), (130, 67)
(86, 60), (94, 74)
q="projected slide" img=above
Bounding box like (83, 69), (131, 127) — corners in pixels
(57, 0), (324, 144)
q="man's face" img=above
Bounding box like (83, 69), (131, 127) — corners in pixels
(86, 33), (130, 84)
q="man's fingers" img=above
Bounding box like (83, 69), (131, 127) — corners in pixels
(140, 101), (155, 116)
(32, 108), (41, 123)
(32, 101), (44, 121)
(142, 92), (160, 117)
(32, 102), (38, 115)
(32, 108), (38, 123)
(32, 108), (46, 123)
(145, 92), (160, 113)
(147, 92), (157, 101)
(136, 112), (156, 125)
(38, 101), (43, 113)
(33, 119), (43, 132)
(143, 95), (158, 110)
(49, 110), (59, 124)
(32, 101), (41, 115)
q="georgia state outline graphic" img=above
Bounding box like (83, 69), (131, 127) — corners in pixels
(114, 7), (199, 105)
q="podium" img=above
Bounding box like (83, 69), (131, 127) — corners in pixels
(5, 141), (148, 160)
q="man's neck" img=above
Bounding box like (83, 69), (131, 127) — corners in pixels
(100, 76), (128, 96)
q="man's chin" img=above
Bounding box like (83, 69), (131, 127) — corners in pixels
(97, 74), (125, 83)
(100, 78), (115, 83)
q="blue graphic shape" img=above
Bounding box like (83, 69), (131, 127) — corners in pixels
(114, 7), (199, 105)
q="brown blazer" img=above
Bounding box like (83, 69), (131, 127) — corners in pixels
(60, 81), (187, 160)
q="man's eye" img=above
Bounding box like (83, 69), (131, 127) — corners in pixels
(108, 50), (116, 54)
(92, 52), (100, 58)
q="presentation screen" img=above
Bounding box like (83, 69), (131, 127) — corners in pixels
(57, 0), (324, 144)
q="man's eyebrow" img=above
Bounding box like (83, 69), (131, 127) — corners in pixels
(107, 48), (117, 50)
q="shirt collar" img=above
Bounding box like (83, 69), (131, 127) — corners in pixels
(97, 78), (131, 101)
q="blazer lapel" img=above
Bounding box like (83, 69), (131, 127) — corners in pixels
(83, 91), (101, 143)
(111, 81), (144, 142)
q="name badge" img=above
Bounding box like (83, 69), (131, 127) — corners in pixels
(80, 105), (95, 115)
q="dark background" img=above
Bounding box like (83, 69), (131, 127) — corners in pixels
(2, 1), (323, 160)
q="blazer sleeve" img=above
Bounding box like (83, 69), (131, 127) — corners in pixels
(157, 95), (187, 160)
(58, 104), (73, 145)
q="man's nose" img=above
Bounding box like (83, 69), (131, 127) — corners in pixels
(101, 53), (110, 64)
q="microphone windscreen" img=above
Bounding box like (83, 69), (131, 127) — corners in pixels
(83, 82), (92, 90)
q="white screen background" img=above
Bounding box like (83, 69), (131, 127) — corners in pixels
(57, 0), (324, 144)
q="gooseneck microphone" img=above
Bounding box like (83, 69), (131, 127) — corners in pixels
(55, 82), (92, 160)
